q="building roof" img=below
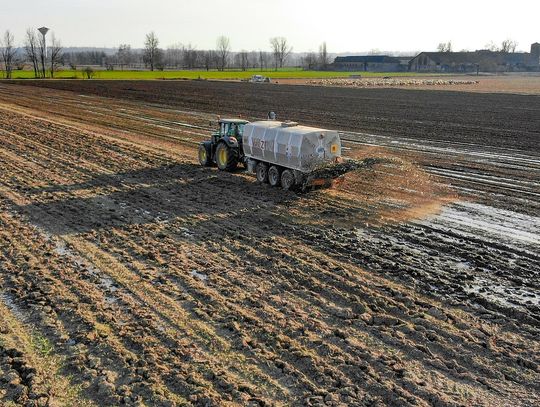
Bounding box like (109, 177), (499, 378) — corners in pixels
(334, 55), (401, 64)
(414, 51), (533, 65)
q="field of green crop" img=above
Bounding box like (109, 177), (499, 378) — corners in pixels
(3, 68), (430, 80)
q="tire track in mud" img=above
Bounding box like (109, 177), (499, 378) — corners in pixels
(0, 171), (532, 406)
(8, 189), (510, 407)
(2, 132), (350, 404)
(0, 118), (298, 404)
(98, 226), (419, 405)
(0, 295), (97, 407)
(0, 84), (539, 406)
(0, 188), (292, 404)
(0, 211), (199, 406)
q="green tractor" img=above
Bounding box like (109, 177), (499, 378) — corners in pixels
(198, 118), (249, 171)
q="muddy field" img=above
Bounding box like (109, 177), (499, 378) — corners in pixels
(10, 79), (540, 153)
(0, 82), (539, 407)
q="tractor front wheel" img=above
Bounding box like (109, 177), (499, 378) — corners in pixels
(198, 143), (212, 167)
(215, 143), (238, 171)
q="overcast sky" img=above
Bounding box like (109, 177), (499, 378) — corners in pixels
(1, 0), (539, 53)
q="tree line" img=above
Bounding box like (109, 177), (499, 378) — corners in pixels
(437, 39), (519, 53)
(0, 28), (63, 79)
(139, 33), (330, 72)
(1, 29), (333, 78)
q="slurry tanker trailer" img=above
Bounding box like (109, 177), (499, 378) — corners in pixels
(198, 117), (357, 191)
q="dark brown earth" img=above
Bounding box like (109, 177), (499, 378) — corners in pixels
(8, 79), (540, 151)
(0, 82), (539, 407)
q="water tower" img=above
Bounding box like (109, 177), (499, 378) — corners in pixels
(38, 27), (50, 57)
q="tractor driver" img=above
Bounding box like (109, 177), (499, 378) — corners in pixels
(228, 123), (240, 137)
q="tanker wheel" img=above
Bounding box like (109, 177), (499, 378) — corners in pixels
(268, 166), (282, 187)
(198, 144), (212, 167)
(215, 143), (238, 171)
(255, 162), (269, 183)
(281, 169), (296, 191)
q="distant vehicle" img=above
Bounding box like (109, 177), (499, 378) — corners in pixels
(250, 75), (271, 83)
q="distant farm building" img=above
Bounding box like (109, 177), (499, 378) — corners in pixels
(410, 43), (540, 73)
(333, 55), (408, 72)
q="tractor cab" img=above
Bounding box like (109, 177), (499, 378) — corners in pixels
(217, 118), (248, 139)
(200, 118), (249, 170)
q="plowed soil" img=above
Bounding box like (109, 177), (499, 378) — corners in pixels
(9, 79), (540, 151)
(0, 82), (539, 407)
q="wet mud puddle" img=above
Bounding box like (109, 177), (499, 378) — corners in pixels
(416, 201), (540, 311)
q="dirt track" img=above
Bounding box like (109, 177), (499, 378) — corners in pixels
(0, 82), (539, 406)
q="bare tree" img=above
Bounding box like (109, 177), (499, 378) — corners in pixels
(83, 66), (95, 79)
(183, 43), (198, 69)
(302, 52), (318, 70)
(437, 41), (452, 52)
(484, 41), (499, 52)
(144, 32), (160, 71)
(500, 39), (518, 53)
(201, 50), (215, 71)
(165, 43), (182, 69)
(318, 42), (330, 69)
(239, 50), (249, 71)
(269, 37), (292, 70)
(233, 53), (241, 69)
(25, 29), (40, 78)
(259, 50), (264, 70)
(248, 51), (258, 69)
(117, 44), (132, 70)
(49, 33), (63, 78)
(216, 36), (230, 71)
(258, 50), (269, 70)
(233, 51), (250, 70)
(0, 30), (16, 79)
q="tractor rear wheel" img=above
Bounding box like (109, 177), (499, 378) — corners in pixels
(255, 162), (269, 183)
(215, 142), (238, 171)
(281, 169), (296, 191)
(198, 143), (212, 167)
(268, 166), (281, 187)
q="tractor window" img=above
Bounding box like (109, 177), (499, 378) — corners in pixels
(237, 124), (245, 136)
(227, 124), (245, 137)
(220, 122), (245, 137)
